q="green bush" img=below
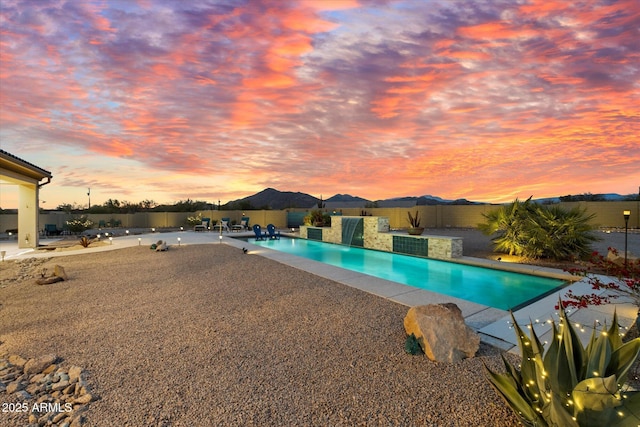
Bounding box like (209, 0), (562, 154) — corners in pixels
(303, 210), (331, 227)
(484, 302), (640, 426)
(65, 216), (94, 233)
(478, 197), (599, 260)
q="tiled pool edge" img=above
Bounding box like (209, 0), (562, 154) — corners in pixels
(225, 235), (638, 353)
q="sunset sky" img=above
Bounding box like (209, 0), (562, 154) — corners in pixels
(1, 0), (639, 209)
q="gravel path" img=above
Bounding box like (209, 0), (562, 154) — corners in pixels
(1, 243), (519, 426)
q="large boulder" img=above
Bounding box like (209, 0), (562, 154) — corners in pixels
(404, 303), (480, 363)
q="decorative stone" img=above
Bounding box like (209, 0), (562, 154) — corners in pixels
(74, 393), (94, 404)
(24, 354), (57, 375)
(8, 354), (27, 367)
(14, 390), (31, 400)
(155, 241), (169, 251)
(6, 380), (24, 393)
(36, 275), (64, 285)
(52, 380), (70, 391)
(68, 366), (83, 382)
(403, 303), (480, 363)
(54, 265), (68, 280)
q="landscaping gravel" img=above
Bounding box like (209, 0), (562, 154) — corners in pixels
(1, 243), (520, 426)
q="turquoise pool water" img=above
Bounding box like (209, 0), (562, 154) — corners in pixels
(246, 237), (565, 310)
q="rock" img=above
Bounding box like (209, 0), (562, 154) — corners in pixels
(607, 249), (638, 266)
(8, 354), (27, 367)
(24, 354), (57, 375)
(403, 303), (480, 363)
(14, 390), (31, 400)
(54, 265), (68, 280)
(155, 241), (169, 251)
(52, 380), (70, 391)
(36, 276), (64, 285)
(74, 393), (94, 404)
(6, 380), (25, 393)
(68, 366), (83, 382)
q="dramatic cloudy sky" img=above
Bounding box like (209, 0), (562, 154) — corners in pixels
(1, 0), (639, 208)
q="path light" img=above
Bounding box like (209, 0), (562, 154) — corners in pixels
(1, 251), (5, 261)
(109, 237), (113, 245)
(623, 210), (631, 266)
(180, 226), (183, 231)
(219, 235), (222, 244)
(151, 228), (156, 233)
(177, 237), (181, 246)
(97, 234), (101, 240)
(138, 237), (141, 246)
(126, 230), (129, 235)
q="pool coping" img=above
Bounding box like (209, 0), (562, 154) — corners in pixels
(226, 233), (638, 353)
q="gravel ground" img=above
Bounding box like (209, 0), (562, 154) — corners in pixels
(1, 243), (520, 426)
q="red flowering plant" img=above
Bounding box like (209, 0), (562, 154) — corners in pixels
(557, 247), (640, 311)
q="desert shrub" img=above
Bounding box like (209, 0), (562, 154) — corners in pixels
(65, 216), (94, 234)
(186, 213), (203, 227)
(303, 210), (331, 227)
(78, 236), (93, 248)
(478, 197), (599, 260)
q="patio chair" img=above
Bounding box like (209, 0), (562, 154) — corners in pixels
(214, 218), (230, 232)
(266, 224), (280, 240)
(252, 224), (266, 241)
(44, 224), (61, 236)
(232, 217), (250, 232)
(194, 220), (208, 232)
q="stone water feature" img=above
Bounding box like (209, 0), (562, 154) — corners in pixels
(300, 216), (462, 260)
(341, 217), (363, 247)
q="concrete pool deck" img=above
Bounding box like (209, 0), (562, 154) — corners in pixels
(1, 230), (637, 353)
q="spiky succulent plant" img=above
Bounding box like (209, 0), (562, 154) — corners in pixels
(484, 302), (640, 426)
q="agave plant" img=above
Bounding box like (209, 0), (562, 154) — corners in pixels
(78, 236), (93, 248)
(484, 302), (640, 426)
(407, 210), (421, 228)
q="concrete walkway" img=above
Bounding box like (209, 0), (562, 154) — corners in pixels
(1, 230), (637, 353)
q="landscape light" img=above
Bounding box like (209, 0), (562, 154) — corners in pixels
(177, 237), (181, 246)
(151, 228), (156, 233)
(126, 230), (129, 235)
(109, 237), (113, 245)
(97, 234), (101, 240)
(623, 210), (631, 266)
(138, 238), (141, 246)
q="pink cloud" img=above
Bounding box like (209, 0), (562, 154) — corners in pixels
(0, 0), (638, 208)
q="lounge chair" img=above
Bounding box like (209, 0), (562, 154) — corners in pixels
(214, 218), (230, 232)
(44, 224), (61, 236)
(266, 224), (280, 240)
(253, 224), (266, 241)
(194, 220), (208, 232)
(232, 217), (250, 232)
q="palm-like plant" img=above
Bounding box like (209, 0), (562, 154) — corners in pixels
(478, 198), (599, 260)
(478, 197), (538, 256)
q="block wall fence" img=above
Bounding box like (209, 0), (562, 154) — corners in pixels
(1, 201), (639, 232)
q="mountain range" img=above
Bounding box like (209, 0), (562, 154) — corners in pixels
(223, 188), (637, 210)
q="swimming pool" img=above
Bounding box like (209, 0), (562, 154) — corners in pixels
(244, 237), (565, 310)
